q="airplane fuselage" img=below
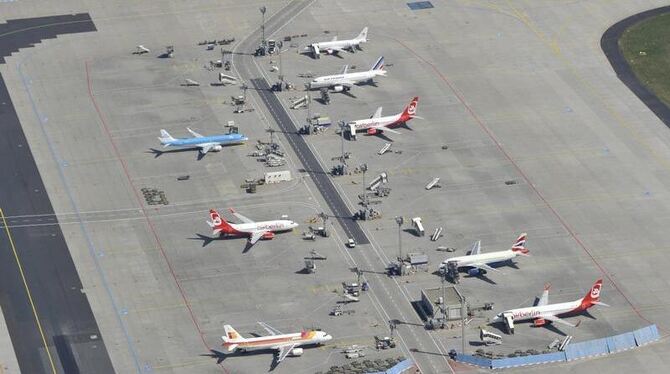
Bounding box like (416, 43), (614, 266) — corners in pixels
(349, 113), (402, 132)
(163, 133), (247, 148)
(223, 331), (332, 351)
(502, 300), (583, 323)
(308, 70), (386, 90)
(442, 249), (519, 268)
(312, 40), (357, 52)
(229, 220), (298, 235)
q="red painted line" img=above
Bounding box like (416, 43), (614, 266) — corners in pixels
(85, 61), (229, 372)
(391, 37), (658, 331)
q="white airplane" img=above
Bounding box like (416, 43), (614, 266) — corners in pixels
(222, 322), (332, 366)
(183, 78), (200, 86)
(438, 233), (529, 276)
(207, 208), (298, 246)
(304, 27), (368, 58)
(219, 72), (238, 85)
(342, 293), (360, 303)
(491, 279), (609, 334)
(134, 45), (150, 54)
(347, 97), (421, 138)
(306, 56), (386, 92)
(158, 128), (247, 155)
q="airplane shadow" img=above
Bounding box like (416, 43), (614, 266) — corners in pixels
(391, 318), (425, 328)
(465, 273), (497, 285)
(147, 148), (205, 160)
(369, 132), (394, 143)
(202, 348), (281, 371)
(189, 233), (246, 248)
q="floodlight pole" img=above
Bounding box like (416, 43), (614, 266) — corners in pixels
(260, 6), (267, 47)
(395, 216), (403, 261)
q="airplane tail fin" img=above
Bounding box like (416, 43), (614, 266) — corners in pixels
(222, 324), (244, 351)
(370, 56), (384, 71)
(159, 129), (176, 146)
(207, 209), (234, 235)
(356, 27), (368, 43)
(582, 279), (604, 306)
(399, 97), (419, 122)
(511, 232), (529, 255)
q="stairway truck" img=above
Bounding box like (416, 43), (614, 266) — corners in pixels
(503, 312), (515, 334)
(411, 217), (425, 237)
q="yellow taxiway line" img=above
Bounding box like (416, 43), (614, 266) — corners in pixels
(0, 207), (57, 373)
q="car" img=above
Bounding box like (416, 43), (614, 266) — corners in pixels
(347, 238), (356, 248)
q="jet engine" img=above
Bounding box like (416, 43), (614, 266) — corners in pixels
(332, 85), (345, 92)
(289, 348), (303, 357)
(212, 145), (223, 152)
(533, 318), (546, 327)
(262, 232), (275, 240)
(467, 268), (485, 276)
(366, 128), (378, 135)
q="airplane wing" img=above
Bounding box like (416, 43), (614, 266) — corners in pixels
(470, 263), (501, 273)
(339, 65), (349, 75)
(187, 127), (204, 138)
(199, 143), (216, 154)
(276, 343), (297, 363)
(380, 127), (401, 135)
(371, 107), (383, 119)
(329, 46), (344, 54)
(534, 284), (551, 307)
(230, 209), (254, 224)
(540, 313), (580, 328)
(249, 231), (266, 245)
(468, 240), (482, 256)
(258, 321), (283, 336)
(331, 36), (338, 42)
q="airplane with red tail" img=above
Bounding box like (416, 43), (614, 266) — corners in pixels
(347, 97), (421, 139)
(207, 208), (298, 246)
(491, 279), (609, 334)
(222, 322), (332, 366)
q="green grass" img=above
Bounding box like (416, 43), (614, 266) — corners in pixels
(619, 12), (670, 107)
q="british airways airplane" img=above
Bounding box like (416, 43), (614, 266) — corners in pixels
(158, 128), (247, 155)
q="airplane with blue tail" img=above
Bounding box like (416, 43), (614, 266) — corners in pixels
(158, 128), (248, 155)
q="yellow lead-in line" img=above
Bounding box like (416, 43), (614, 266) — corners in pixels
(0, 208), (57, 374)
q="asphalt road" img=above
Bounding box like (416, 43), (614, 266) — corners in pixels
(0, 14), (115, 374)
(601, 5), (670, 127)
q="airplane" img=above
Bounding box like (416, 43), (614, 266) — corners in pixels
(491, 279), (609, 334)
(341, 293), (360, 303)
(134, 45), (150, 54)
(182, 78), (200, 86)
(347, 97), (421, 138)
(158, 128), (247, 155)
(218, 72), (238, 85)
(438, 233), (529, 277)
(303, 27), (368, 58)
(207, 208), (299, 246)
(222, 322), (332, 366)
(305, 56), (386, 93)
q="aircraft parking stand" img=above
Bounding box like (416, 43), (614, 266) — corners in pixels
(2, 0), (670, 373)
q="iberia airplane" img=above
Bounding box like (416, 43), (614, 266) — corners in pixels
(491, 279), (609, 334)
(222, 323), (332, 365)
